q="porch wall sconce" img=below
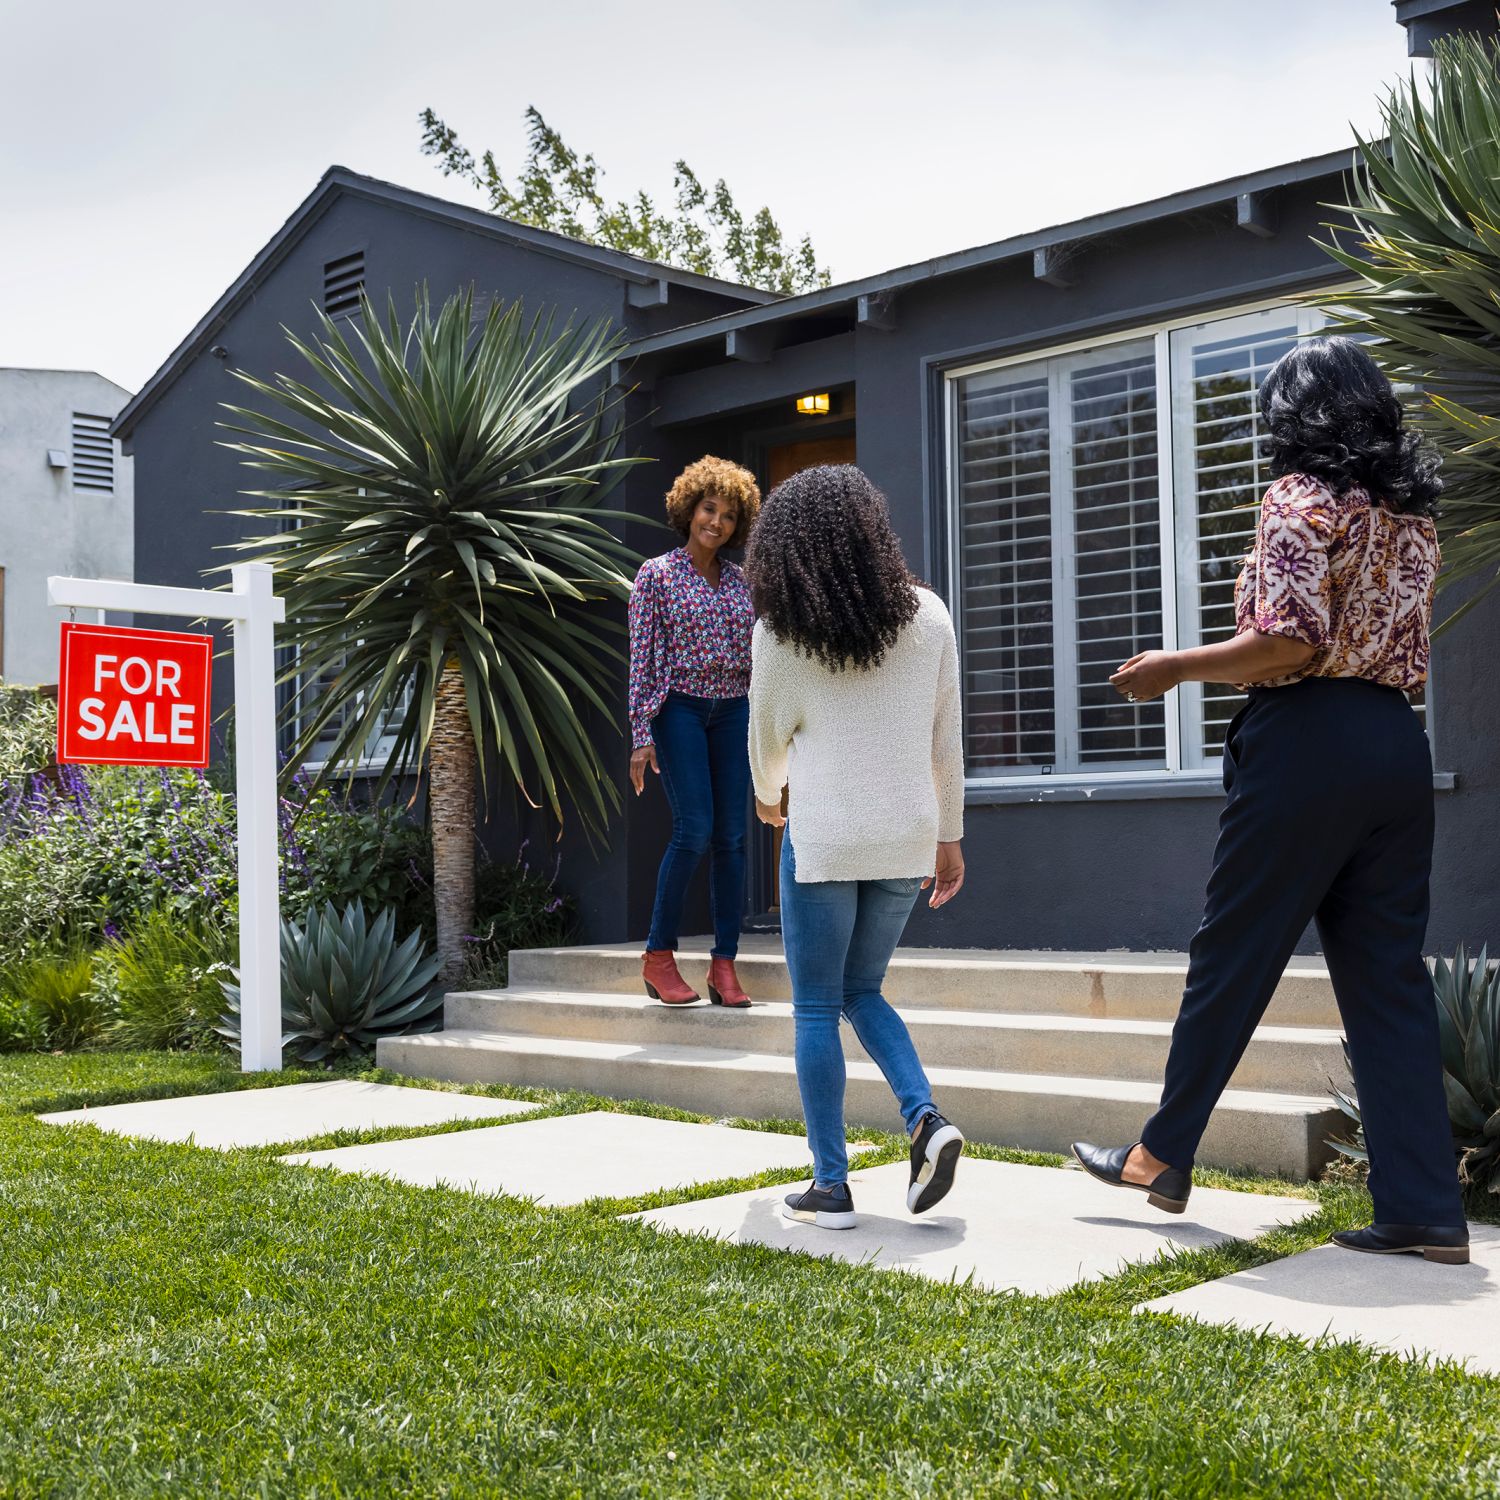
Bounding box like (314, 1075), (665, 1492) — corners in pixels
(795, 392), (831, 416)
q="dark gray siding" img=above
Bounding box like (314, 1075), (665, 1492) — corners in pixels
(128, 191), (702, 945)
(637, 172), (1500, 956)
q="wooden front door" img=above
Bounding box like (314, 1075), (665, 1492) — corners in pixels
(767, 436), (858, 491)
(759, 436), (857, 909)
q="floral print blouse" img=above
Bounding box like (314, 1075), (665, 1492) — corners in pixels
(627, 548), (755, 748)
(1235, 472), (1439, 690)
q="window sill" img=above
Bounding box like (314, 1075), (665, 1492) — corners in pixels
(964, 771), (1458, 806)
(297, 759), (394, 780)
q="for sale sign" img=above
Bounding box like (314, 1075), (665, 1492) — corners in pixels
(57, 622), (213, 767)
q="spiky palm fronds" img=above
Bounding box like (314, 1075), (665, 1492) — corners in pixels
(1318, 30), (1500, 629)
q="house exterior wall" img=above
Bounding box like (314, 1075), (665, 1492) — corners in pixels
(640, 172), (1500, 956)
(123, 191), (757, 944)
(0, 369), (134, 685)
(123, 154), (1500, 959)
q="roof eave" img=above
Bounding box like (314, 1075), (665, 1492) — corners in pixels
(623, 145), (1363, 360)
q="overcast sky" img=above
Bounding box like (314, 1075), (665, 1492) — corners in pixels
(2, 0), (1417, 394)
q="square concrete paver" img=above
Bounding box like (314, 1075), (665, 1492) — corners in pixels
(1138, 1225), (1500, 1374)
(282, 1111), (861, 1206)
(38, 1080), (534, 1149)
(633, 1159), (1317, 1295)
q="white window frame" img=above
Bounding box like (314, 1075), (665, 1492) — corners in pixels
(944, 292), (1389, 791)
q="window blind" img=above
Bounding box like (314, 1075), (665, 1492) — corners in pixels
(954, 368), (1054, 771)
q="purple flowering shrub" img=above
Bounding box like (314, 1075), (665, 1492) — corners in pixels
(0, 762), (433, 960)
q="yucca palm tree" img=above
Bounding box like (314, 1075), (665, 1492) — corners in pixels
(219, 287), (645, 976)
(1319, 30), (1500, 629)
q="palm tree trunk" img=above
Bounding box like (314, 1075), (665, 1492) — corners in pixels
(430, 658), (476, 982)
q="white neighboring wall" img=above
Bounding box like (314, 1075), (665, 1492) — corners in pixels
(0, 369), (135, 685)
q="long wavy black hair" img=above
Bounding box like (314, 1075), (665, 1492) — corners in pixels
(1259, 336), (1441, 516)
(745, 464), (920, 671)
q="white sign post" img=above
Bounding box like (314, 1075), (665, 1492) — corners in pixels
(48, 563), (287, 1072)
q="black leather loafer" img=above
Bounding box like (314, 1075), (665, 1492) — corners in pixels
(1071, 1141), (1192, 1214)
(1332, 1224), (1470, 1265)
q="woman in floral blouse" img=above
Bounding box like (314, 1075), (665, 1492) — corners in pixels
(1072, 337), (1468, 1266)
(629, 456), (760, 1008)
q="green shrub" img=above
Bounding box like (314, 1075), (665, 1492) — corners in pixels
(0, 688), (57, 787)
(1328, 943), (1500, 1197)
(218, 900), (442, 1065)
(0, 763), (434, 967)
(0, 987), (44, 1052)
(2, 945), (107, 1050)
(458, 845), (577, 988)
(283, 786), (433, 937)
(102, 910), (233, 1052)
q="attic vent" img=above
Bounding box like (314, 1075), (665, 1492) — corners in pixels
(71, 413), (115, 493)
(323, 250), (365, 317)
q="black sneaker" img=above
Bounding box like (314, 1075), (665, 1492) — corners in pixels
(907, 1111), (964, 1214)
(782, 1181), (857, 1230)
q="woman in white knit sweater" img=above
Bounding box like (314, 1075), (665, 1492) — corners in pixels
(746, 465), (967, 1230)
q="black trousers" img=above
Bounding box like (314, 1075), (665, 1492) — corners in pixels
(1141, 677), (1464, 1228)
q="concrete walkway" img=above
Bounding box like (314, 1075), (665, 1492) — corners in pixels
(41, 1080), (1500, 1375)
(283, 1111), (874, 1206)
(38, 1080), (535, 1148)
(1140, 1226), (1500, 1375)
(633, 1159), (1317, 1295)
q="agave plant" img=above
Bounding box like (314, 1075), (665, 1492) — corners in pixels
(218, 900), (442, 1065)
(219, 285), (647, 976)
(1318, 31), (1500, 629)
(1327, 944), (1500, 1194)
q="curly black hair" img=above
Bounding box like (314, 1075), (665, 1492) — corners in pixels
(745, 464), (920, 671)
(1259, 336), (1441, 517)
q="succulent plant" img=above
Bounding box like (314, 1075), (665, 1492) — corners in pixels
(1327, 944), (1500, 1194)
(1433, 944), (1500, 1195)
(218, 901), (442, 1065)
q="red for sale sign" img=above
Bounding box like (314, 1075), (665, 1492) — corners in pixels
(57, 622), (213, 768)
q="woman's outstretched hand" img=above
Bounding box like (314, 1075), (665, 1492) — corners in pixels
(1110, 650), (1181, 702)
(924, 841), (965, 908)
(630, 745), (659, 795)
(755, 798), (786, 828)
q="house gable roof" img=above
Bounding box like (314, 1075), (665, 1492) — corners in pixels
(112, 166), (778, 442)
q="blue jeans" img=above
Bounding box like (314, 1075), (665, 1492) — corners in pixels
(779, 835), (935, 1186)
(645, 693), (750, 959)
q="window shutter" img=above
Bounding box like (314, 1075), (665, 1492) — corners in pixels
(953, 367), (1055, 772)
(323, 251), (366, 318)
(1067, 347), (1165, 766)
(70, 413), (115, 493)
(1170, 311), (1299, 765)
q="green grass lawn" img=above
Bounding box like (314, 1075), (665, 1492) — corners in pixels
(3, 1052), (1499, 1498)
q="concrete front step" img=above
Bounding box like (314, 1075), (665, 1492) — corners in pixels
(508, 941), (1341, 1028)
(376, 1028), (1343, 1180)
(444, 988), (1346, 1099)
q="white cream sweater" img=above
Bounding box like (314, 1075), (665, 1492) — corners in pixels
(749, 588), (965, 883)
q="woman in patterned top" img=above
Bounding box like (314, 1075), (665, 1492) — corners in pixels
(629, 456), (760, 1008)
(1072, 337), (1468, 1265)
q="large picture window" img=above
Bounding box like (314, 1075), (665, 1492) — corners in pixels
(947, 302), (1328, 783)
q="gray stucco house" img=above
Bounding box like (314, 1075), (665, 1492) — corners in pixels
(0, 368), (134, 685)
(115, 0), (1500, 958)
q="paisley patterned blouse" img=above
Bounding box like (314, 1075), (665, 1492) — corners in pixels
(627, 548), (755, 748)
(1235, 472), (1439, 690)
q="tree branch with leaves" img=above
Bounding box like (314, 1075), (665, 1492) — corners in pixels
(420, 105), (831, 296)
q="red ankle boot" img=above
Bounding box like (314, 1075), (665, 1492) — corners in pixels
(706, 957), (752, 1008)
(642, 949), (699, 1005)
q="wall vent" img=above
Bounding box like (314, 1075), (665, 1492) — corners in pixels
(323, 250), (366, 317)
(71, 413), (115, 493)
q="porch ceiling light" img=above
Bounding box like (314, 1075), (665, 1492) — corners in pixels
(795, 392), (831, 416)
